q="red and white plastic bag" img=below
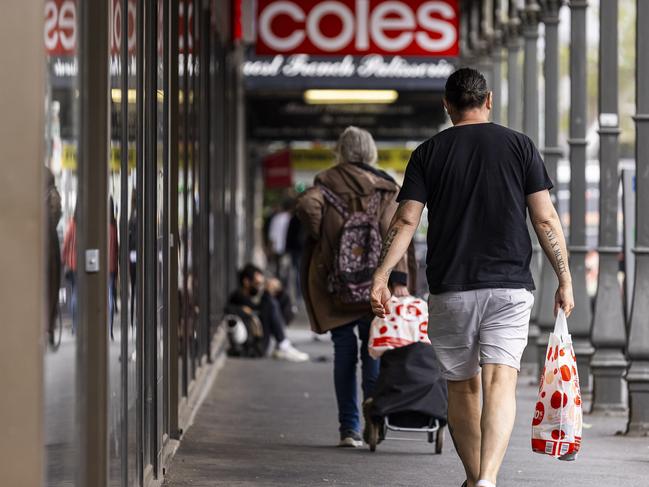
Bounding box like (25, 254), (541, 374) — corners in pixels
(532, 309), (582, 460)
(368, 296), (430, 359)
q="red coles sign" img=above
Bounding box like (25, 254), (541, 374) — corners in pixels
(256, 0), (459, 57)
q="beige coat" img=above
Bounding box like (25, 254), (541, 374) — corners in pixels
(296, 163), (412, 334)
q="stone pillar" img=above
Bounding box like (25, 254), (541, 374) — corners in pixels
(590, 0), (628, 414)
(625, 0), (649, 436)
(536, 0), (564, 376)
(568, 0), (594, 398)
(506, 1), (523, 131)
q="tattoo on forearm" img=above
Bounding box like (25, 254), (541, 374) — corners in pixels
(545, 228), (567, 275)
(378, 227), (398, 267)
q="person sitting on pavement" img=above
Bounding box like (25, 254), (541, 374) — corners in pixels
(228, 264), (309, 362)
(296, 126), (412, 448)
(370, 67), (573, 487)
(266, 276), (297, 326)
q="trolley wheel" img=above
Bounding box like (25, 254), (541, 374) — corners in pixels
(367, 420), (379, 452)
(435, 425), (445, 454)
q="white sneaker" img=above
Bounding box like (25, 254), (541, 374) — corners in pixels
(272, 344), (309, 362)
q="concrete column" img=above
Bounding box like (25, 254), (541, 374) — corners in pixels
(590, 0), (628, 414)
(536, 0), (565, 375)
(506, 1), (523, 130)
(0, 0), (45, 485)
(625, 0), (649, 436)
(568, 0), (594, 398)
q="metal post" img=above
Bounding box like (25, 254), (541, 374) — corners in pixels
(522, 0), (541, 144)
(471, 0), (486, 57)
(590, 0), (627, 414)
(536, 0), (564, 374)
(568, 0), (594, 399)
(168, 0), (181, 439)
(626, 0), (649, 435)
(491, 1), (506, 124)
(460, 1), (473, 62)
(520, 0), (542, 372)
(77, 0), (110, 484)
(506, 1), (523, 130)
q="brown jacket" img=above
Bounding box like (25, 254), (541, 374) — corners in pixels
(296, 163), (412, 334)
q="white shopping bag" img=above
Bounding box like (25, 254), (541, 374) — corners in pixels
(531, 309), (582, 460)
(368, 296), (431, 359)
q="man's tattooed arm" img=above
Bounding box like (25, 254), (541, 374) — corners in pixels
(373, 200), (424, 282)
(545, 228), (567, 277)
(378, 227), (398, 267)
(528, 191), (572, 285)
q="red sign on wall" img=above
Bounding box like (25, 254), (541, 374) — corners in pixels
(256, 0), (459, 57)
(263, 150), (293, 189)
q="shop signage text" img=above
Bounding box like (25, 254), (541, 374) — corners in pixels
(256, 0), (459, 56)
(243, 54), (454, 80)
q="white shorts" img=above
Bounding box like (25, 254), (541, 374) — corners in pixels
(428, 288), (534, 381)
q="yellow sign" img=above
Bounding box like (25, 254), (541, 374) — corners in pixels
(110, 145), (137, 171)
(290, 148), (412, 172)
(61, 143), (77, 170)
(60, 143), (136, 171)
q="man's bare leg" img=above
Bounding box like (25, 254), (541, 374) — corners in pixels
(447, 374), (482, 486)
(478, 364), (519, 485)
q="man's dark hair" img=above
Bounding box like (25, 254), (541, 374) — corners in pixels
(239, 263), (263, 285)
(444, 67), (489, 111)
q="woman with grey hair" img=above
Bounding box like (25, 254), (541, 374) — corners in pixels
(296, 126), (413, 447)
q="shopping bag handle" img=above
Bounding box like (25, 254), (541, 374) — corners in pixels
(553, 308), (570, 340)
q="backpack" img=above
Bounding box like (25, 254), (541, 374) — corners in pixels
(318, 183), (383, 304)
(224, 305), (265, 358)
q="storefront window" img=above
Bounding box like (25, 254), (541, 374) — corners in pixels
(44, 0), (79, 483)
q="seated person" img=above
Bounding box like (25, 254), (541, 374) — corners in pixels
(228, 264), (309, 362)
(266, 277), (296, 326)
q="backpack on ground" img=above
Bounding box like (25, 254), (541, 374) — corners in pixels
(224, 306), (265, 358)
(317, 183), (383, 305)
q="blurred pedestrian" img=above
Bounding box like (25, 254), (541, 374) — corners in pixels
(61, 208), (78, 333)
(109, 197), (119, 340)
(128, 190), (137, 327)
(267, 199), (292, 284)
(297, 126), (411, 448)
(285, 207), (306, 302)
(370, 67), (573, 487)
(46, 167), (62, 346)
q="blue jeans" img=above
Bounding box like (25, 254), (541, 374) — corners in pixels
(330, 318), (380, 433)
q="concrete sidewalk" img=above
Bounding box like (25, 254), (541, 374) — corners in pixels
(164, 328), (649, 486)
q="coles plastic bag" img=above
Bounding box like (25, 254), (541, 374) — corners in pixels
(532, 309), (582, 460)
(368, 296), (430, 359)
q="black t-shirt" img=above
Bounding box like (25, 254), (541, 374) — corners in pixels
(398, 123), (553, 294)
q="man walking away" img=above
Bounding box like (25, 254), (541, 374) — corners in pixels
(297, 126), (412, 448)
(370, 68), (574, 487)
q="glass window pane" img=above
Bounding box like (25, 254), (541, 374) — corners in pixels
(44, 0), (79, 483)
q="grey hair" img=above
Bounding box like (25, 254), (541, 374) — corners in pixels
(335, 126), (378, 166)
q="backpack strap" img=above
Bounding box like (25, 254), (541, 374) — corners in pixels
(317, 183), (350, 219)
